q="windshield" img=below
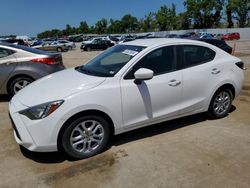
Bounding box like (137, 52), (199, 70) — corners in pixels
(77, 45), (145, 77)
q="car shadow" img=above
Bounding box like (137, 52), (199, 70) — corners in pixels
(111, 112), (208, 146)
(19, 106), (236, 163)
(0, 95), (11, 102)
(20, 146), (68, 163)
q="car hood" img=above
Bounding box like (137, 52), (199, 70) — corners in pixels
(15, 68), (106, 107)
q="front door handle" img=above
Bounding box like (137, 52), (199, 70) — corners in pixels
(211, 68), (221, 74)
(168, 79), (181, 86)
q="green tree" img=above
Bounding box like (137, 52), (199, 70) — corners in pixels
(141, 12), (156, 32)
(120, 14), (138, 33)
(89, 25), (96, 33)
(226, 0), (250, 27)
(226, 0), (234, 28)
(155, 4), (178, 31)
(61, 24), (74, 35)
(108, 19), (122, 33)
(78, 21), (89, 34)
(95, 18), (108, 34)
(177, 12), (191, 30)
(184, 0), (224, 28)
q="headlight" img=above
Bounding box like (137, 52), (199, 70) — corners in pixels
(19, 100), (64, 120)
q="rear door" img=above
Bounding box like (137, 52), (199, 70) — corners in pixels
(0, 47), (17, 90)
(179, 45), (220, 115)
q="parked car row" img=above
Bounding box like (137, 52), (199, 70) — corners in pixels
(88, 34), (233, 54)
(31, 39), (76, 52)
(165, 32), (240, 41)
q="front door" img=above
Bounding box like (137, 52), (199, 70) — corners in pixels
(120, 46), (183, 129)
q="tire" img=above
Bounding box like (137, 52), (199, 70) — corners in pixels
(9, 76), (33, 96)
(68, 46), (72, 50)
(86, 47), (91, 52)
(207, 89), (233, 119)
(61, 115), (110, 159)
(57, 47), (62, 52)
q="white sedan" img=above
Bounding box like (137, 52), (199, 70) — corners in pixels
(9, 39), (244, 159)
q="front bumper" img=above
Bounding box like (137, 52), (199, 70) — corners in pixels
(8, 97), (58, 152)
(9, 98), (37, 150)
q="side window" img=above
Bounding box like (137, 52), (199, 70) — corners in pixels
(0, 48), (15, 59)
(125, 46), (176, 79)
(183, 45), (215, 68)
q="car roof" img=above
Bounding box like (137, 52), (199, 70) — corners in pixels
(122, 38), (208, 48)
(0, 42), (52, 55)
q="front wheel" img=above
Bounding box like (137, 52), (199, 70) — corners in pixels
(207, 89), (233, 119)
(61, 115), (110, 159)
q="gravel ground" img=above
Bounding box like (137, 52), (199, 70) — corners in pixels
(0, 41), (250, 188)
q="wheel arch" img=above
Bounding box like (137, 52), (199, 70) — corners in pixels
(57, 109), (115, 152)
(207, 83), (236, 111)
(207, 83), (235, 118)
(214, 83), (235, 99)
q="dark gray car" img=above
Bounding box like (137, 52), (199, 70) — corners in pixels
(0, 43), (65, 95)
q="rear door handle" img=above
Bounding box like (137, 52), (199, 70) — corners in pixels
(168, 79), (181, 86)
(211, 68), (221, 74)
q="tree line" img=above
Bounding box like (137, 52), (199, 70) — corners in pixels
(37, 0), (250, 38)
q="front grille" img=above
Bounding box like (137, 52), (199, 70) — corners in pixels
(9, 113), (22, 141)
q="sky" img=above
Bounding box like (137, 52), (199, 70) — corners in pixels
(0, 0), (184, 37)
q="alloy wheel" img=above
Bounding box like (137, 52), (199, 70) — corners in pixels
(13, 79), (31, 94)
(212, 91), (231, 116)
(70, 120), (105, 154)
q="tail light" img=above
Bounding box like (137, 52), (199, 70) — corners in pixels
(31, 58), (58, 65)
(235, 61), (246, 70)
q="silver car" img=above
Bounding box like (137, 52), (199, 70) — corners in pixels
(0, 43), (65, 95)
(33, 42), (68, 52)
(57, 40), (76, 50)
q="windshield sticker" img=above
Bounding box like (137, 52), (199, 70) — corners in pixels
(122, 49), (138, 56)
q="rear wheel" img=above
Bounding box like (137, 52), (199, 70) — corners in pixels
(9, 76), (33, 96)
(61, 115), (110, 159)
(207, 89), (233, 119)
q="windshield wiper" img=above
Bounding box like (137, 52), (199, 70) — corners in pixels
(76, 66), (94, 75)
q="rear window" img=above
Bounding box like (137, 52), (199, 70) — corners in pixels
(0, 47), (15, 58)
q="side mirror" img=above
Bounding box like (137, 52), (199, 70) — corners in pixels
(134, 68), (154, 84)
